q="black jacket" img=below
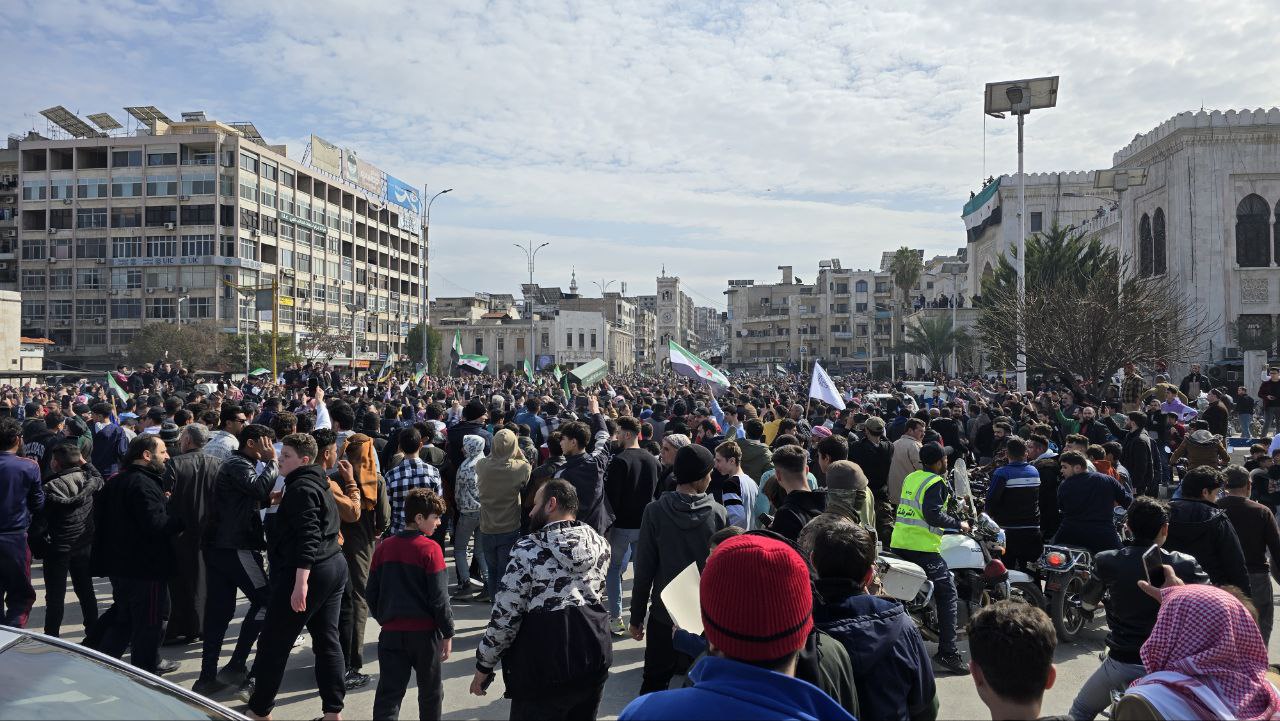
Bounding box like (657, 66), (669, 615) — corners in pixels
(847, 435), (893, 502)
(630, 491), (728, 627)
(268, 464), (341, 571)
(207, 453), (277, 551)
(1165, 498), (1251, 594)
(604, 448), (660, 530)
(446, 420), (492, 471)
(35, 464), (102, 556)
(92, 464), (182, 580)
(1107, 417), (1153, 493)
(1094, 543), (1208, 664)
(1053, 471), (1132, 554)
(555, 413), (615, 535)
(769, 489), (829, 543)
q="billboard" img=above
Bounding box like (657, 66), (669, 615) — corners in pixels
(310, 135), (343, 177)
(384, 175), (421, 230)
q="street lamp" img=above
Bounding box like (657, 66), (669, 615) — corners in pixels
(514, 241), (550, 378)
(176, 295), (189, 327)
(985, 75), (1059, 393)
(421, 188), (451, 371)
(345, 302), (366, 367)
(941, 262), (966, 376)
(1062, 191), (1119, 210)
(592, 279), (617, 369)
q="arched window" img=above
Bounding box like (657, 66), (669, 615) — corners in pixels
(1152, 208), (1167, 276)
(855, 280), (868, 293)
(1138, 213), (1153, 277)
(1237, 194), (1271, 267)
(661, 290), (671, 301)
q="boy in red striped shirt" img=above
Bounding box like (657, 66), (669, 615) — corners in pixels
(367, 488), (454, 720)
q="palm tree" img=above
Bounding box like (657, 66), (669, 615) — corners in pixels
(899, 314), (970, 374)
(888, 247), (922, 377)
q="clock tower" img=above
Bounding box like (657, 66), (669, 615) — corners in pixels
(656, 275), (686, 353)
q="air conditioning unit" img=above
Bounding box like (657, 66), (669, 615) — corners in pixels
(164, 222), (175, 231)
(47, 257), (56, 264)
(94, 317), (103, 325)
(95, 258), (106, 264)
(165, 318), (175, 324)
(251, 229), (260, 237)
(179, 195), (190, 201)
(0, 262), (7, 270)
(107, 290), (118, 296)
(176, 286), (186, 293)
(3, 198), (13, 204)
(3, 230), (13, 237)
(47, 228), (57, 235)
(145, 288), (155, 294)
(164, 285), (175, 292)
(62, 199), (72, 205)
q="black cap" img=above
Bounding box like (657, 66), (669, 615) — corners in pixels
(463, 398), (488, 421)
(919, 442), (952, 466)
(674, 444), (715, 485)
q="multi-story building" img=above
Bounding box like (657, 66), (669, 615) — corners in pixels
(434, 305), (637, 376)
(14, 108), (426, 369)
(557, 293), (654, 371)
(632, 273), (697, 356)
(692, 305), (728, 358)
(0, 138), (18, 290)
(430, 293), (517, 324)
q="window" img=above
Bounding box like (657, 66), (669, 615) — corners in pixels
(146, 298), (176, 319)
(49, 179), (74, 200)
(111, 176), (142, 197)
(220, 234), (236, 257)
(112, 237), (143, 258)
(77, 207), (107, 229)
(76, 236), (106, 259)
(296, 253), (311, 273)
(566, 332), (573, 348)
(541, 332), (549, 350)
(111, 149), (142, 168)
(49, 300), (72, 321)
(111, 206), (141, 228)
(21, 239), (45, 260)
(50, 237), (72, 258)
(111, 299), (142, 318)
(1030, 211), (1043, 233)
(579, 332), (585, 348)
(76, 299), (106, 319)
(144, 206), (177, 227)
(184, 267), (214, 288)
(21, 270), (44, 290)
(146, 175), (178, 196)
(341, 258), (353, 282)
(240, 237), (258, 261)
(49, 210), (73, 230)
(21, 180), (46, 201)
(145, 268), (177, 289)
(146, 147), (177, 166)
(76, 268), (102, 289)
(1152, 208), (1167, 276)
(187, 297), (212, 318)
(181, 234), (215, 256)
(181, 147), (216, 166)
(239, 152), (259, 174)
(180, 172), (215, 196)
(147, 236), (177, 257)
(279, 223), (294, 241)
(49, 269), (72, 290)
(855, 302), (868, 312)
(78, 329), (107, 346)
(112, 328), (138, 345)
(280, 248), (294, 269)
(281, 169), (294, 188)
(497, 336), (504, 352)
(260, 185), (276, 209)
(314, 284), (327, 302)
(111, 268), (142, 289)
(77, 177), (108, 199)
(219, 173), (235, 196)
(180, 204), (215, 225)
(240, 208), (259, 230)
(590, 332), (597, 349)
(239, 177), (258, 202)
(279, 189), (295, 214)
(261, 161), (278, 182)
(21, 300), (44, 322)
(474, 338), (483, 355)
(1236, 195), (1270, 267)
(297, 228), (311, 247)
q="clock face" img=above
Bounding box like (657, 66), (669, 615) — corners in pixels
(662, 311), (673, 323)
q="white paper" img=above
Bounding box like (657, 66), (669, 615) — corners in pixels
(660, 562), (703, 635)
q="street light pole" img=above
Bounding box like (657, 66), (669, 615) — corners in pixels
(422, 188), (451, 373)
(514, 241), (550, 378)
(593, 279), (617, 370)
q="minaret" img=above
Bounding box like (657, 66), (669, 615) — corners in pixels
(569, 267), (579, 295)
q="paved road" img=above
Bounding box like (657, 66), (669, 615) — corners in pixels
(21, 559), (1280, 720)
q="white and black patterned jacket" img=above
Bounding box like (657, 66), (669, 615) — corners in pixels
(475, 519), (612, 698)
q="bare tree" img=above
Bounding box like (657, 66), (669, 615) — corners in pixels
(298, 315), (349, 363)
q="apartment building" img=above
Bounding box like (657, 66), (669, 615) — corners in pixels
(15, 107), (426, 369)
(0, 139), (17, 290)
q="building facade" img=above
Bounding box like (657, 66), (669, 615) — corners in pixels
(14, 110), (426, 369)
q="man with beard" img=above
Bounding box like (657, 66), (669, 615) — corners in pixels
(470, 479), (613, 720)
(93, 434), (182, 674)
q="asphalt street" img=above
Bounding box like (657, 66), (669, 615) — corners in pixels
(20, 557), (1280, 720)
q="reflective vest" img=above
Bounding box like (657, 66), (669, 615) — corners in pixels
(891, 469), (947, 553)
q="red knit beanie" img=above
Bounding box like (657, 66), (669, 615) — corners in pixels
(700, 534), (813, 661)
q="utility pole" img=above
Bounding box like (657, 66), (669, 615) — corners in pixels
(422, 188), (451, 372)
(514, 240), (550, 378)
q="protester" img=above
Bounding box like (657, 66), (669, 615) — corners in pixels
(604, 415), (661, 634)
(339, 432), (390, 690)
(967, 601), (1069, 721)
(1216, 464), (1280, 642)
(383, 427), (443, 535)
(985, 436), (1042, 568)
(767, 444), (828, 542)
(34, 440), (99, 637)
(1164, 466), (1250, 593)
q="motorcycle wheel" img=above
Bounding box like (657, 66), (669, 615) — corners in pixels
(1049, 575), (1086, 643)
(1010, 581), (1047, 609)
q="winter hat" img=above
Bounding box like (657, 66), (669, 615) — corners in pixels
(825, 460), (868, 491)
(463, 398), (488, 421)
(810, 425), (832, 440)
(158, 422), (181, 444)
(701, 534), (813, 661)
(863, 416), (885, 433)
(674, 444), (715, 485)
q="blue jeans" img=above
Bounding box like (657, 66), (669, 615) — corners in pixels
(1068, 654), (1145, 720)
(894, 548), (958, 655)
(479, 530), (520, 600)
(1240, 413), (1254, 440)
(606, 527), (640, 620)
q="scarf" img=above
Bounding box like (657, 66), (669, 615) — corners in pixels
(344, 432), (379, 511)
(1134, 584), (1280, 720)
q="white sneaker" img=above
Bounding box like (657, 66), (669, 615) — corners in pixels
(610, 618), (628, 637)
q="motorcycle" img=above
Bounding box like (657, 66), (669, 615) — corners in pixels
(1033, 506), (1129, 642)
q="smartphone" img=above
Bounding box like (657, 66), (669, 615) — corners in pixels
(1141, 544), (1164, 587)
(307, 377), (320, 398)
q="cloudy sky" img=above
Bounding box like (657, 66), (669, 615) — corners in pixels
(5, 0), (1276, 307)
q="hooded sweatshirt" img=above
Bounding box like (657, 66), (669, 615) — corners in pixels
(630, 490), (728, 628)
(475, 519), (612, 698)
(455, 435), (485, 514)
(814, 578), (937, 721)
(1165, 498), (1251, 593)
(738, 438), (774, 482)
(476, 429), (531, 534)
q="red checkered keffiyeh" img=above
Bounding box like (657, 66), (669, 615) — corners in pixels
(1135, 584), (1280, 720)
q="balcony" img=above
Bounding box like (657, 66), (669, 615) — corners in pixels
(832, 331), (854, 340)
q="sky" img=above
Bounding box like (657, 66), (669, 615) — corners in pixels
(5, 0), (1278, 308)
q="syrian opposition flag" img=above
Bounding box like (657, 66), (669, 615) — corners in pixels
(458, 354), (488, 372)
(105, 372), (129, 403)
(413, 363), (427, 384)
(376, 363), (395, 383)
(669, 341), (729, 390)
(808, 361), (846, 411)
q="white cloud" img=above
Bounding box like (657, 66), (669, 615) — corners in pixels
(3, 0), (1277, 303)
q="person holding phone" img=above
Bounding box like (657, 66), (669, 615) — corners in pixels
(1067, 497), (1208, 720)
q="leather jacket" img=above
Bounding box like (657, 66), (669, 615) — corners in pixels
(1094, 542), (1208, 663)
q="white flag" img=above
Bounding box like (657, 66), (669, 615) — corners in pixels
(809, 361), (846, 411)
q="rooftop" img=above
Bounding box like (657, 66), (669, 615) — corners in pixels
(1113, 107), (1280, 165)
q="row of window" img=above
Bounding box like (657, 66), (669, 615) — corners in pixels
(1235, 194), (1280, 268)
(22, 234), (220, 260)
(21, 297), (213, 321)
(1137, 209), (1168, 277)
(22, 173), (218, 201)
(20, 266), (219, 290)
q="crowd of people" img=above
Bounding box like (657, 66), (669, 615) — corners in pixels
(0, 357), (1279, 719)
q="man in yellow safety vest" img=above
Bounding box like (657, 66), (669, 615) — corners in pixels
(890, 442), (970, 675)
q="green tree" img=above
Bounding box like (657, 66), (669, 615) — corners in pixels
(221, 332), (302, 375)
(888, 246), (923, 375)
(898, 314), (970, 374)
(406, 324), (442, 370)
(127, 321), (229, 370)
(976, 223), (1216, 389)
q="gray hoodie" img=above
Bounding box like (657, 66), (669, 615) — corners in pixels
(629, 490), (728, 627)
